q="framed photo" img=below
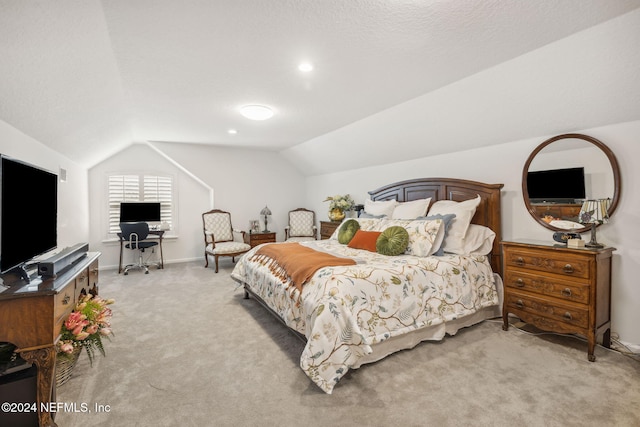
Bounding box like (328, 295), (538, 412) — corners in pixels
(249, 220), (260, 233)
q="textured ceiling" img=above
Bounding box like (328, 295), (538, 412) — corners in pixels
(1, 0), (639, 168)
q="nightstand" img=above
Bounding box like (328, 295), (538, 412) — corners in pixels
(501, 240), (615, 361)
(244, 231), (276, 248)
(320, 221), (341, 240)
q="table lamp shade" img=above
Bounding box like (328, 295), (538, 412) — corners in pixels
(579, 199), (609, 225)
(260, 206), (271, 232)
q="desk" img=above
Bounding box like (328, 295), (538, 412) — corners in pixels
(118, 229), (164, 273)
(0, 252), (100, 427)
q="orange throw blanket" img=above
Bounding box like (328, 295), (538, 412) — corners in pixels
(250, 243), (356, 298)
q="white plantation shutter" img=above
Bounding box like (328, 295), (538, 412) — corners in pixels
(143, 175), (173, 228)
(108, 174), (174, 234)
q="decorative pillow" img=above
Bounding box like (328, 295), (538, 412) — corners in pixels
(337, 219), (360, 244)
(371, 218), (444, 257)
(417, 213), (456, 256)
(359, 212), (386, 219)
(427, 195), (481, 253)
(347, 230), (382, 252)
(403, 219), (445, 257)
(376, 226), (409, 256)
(364, 199), (397, 218)
(391, 198), (431, 219)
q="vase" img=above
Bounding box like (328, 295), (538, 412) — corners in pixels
(56, 347), (81, 387)
(328, 208), (345, 221)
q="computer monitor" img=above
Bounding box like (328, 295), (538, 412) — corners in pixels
(119, 202), (161, 223)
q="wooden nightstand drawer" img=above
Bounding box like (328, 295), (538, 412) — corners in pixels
(506, 291), (588, 329)
(244, 232), (276, 248)
(503, 269), (590, 304)
(320, 221), (341, 240)
(504, 248), (591, 280)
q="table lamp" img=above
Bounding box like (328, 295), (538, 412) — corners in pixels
(260, 205), (272, 232)
(578, 199), (609, 248)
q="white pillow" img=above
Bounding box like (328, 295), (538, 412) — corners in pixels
(391, 198), (431, 219)
(445, 224), (495, 256)
(364, 199), (397, 218)
(427, 195), (481, 253)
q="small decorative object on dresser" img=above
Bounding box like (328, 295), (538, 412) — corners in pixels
(319, 220), (341, 240)
(501, 240), (615, 362)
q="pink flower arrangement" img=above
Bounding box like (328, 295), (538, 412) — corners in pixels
(57, 294), (115, 365)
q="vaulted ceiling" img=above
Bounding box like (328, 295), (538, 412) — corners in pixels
(1, 0), (639, 169)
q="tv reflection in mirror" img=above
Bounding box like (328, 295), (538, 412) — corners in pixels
(527, 167), (586, 204)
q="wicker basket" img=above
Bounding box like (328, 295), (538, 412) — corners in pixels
(56, 347), (81, 387)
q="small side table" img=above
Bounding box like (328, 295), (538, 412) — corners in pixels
(244, 231), (276, 248)
(320, 221), (341, 240)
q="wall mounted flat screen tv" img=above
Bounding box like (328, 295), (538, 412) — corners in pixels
(0, 155), (58, 275)
(527, 167), (586, 203)
(119, 202), (161, 223)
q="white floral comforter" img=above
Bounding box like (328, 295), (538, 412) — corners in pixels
(231, 239), (499, 394)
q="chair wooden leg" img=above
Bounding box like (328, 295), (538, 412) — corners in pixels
(214, 255), (219, 273)
(204, 252), (209, 268)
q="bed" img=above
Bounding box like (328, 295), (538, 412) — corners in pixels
(231, 178), (504, 394)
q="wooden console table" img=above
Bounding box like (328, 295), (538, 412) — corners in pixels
(0, 252), (100, 427)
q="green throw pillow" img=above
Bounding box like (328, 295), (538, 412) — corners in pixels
(376, 226), (409, 256)
(338, 219), (360, 244)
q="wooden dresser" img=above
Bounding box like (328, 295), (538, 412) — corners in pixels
(0, 252), (100, 427)
(319, 221), (341, 240)
(501, 240), (614, 361)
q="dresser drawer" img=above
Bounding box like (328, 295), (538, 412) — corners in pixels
(54, 282), (75, 323)
(504, 248), (591, 280)
(505, 290), (588, 329)
(503, 269), (590, 304)
(74, 268), (90, 301)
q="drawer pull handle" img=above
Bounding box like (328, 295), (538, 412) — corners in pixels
(62, 295), (71, 305)
(563, 264), (574, 274)
(561, 288), (572, 297)
(515, 300), (524, 309)
(563, 312), (573, 321)
(515, 257), (525, 266)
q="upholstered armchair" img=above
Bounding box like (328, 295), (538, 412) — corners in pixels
(202, 209), (251, 272)
(284, 208), (317, 241)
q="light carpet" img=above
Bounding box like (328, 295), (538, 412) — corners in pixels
(56, 261), (640, 427)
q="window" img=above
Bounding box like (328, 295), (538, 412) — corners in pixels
(108, 174), (174, 234)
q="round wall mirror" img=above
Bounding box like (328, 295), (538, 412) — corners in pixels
(522, 133), (621, 232)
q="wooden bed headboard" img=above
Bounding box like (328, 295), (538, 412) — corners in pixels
(368, 178), (504, 276)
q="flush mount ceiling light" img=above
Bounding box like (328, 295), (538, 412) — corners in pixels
(239, 104), (274, 121)
(298, 62), (313, 72)
(227, 129), (238, 135)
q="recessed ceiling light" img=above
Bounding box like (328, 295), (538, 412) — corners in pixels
(227, 129), (238, 134)
(239, 104), (274, 120)
(298, 62), (313, 72)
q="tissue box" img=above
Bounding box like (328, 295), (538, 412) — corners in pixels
(567, 239), (585, 248)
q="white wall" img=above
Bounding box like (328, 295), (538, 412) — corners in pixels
(88, 141), (307, 270)
(303, 120), (640, 350)
(0, 119), (89, 256)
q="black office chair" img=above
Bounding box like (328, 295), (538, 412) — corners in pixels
(119, 222), (159, 275)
